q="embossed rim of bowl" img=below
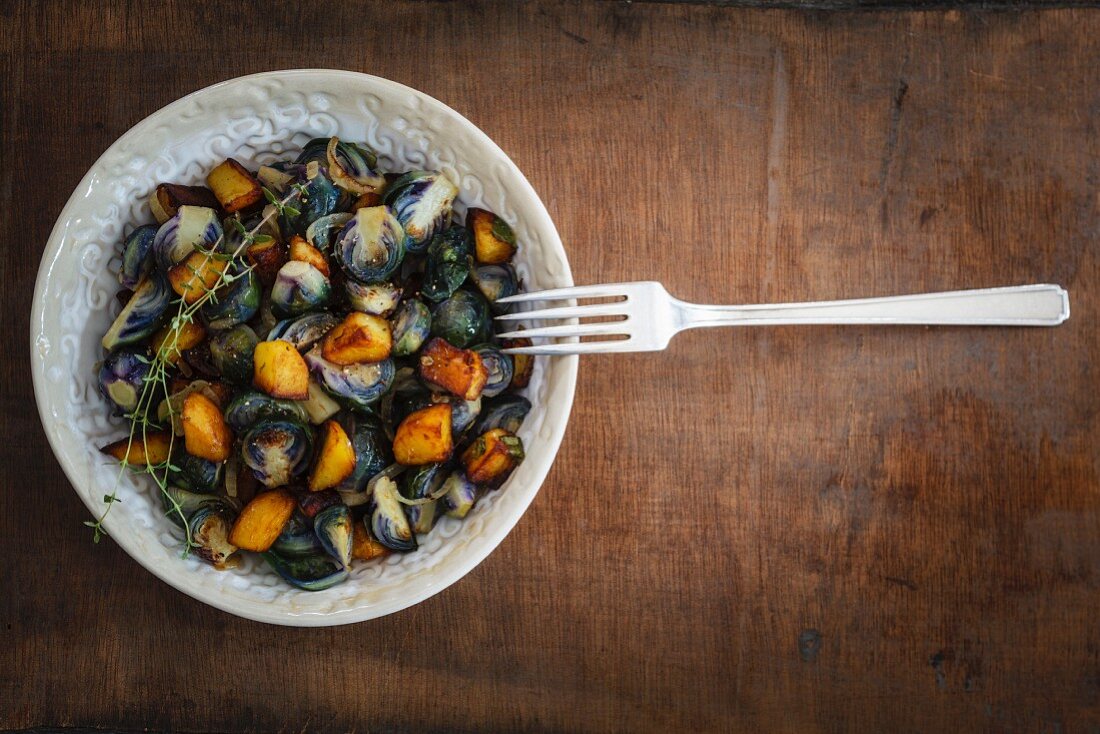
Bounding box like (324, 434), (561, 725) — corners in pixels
(30, 69), (577, 625)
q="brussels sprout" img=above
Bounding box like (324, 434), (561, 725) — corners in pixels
(97, 347), (152, 415)
(162, 488), (238, 529)
(421, 226), (471, 303)
(304, 346), (395, 411)
(326, 137), (385, 194)
(471, 344), (513, 398)
(278, 162), (341, 235)
(335, 206), (406, 284)
(468, 263), (518, 310)
(267, 312), (339, 352)
(118, 224), (158, 290)
(368, 476), (417, 551)
(167, 449), (223, 494)
(442, 394), (481, 435)
(430, 289), (492, 348)
(262, 550), (348, 591)
(201, 269), (260, 330)
(440, 470), (478, 518)
(294, 139), (332, 166)
(209, 324), (259, 384)
(270, 260), (330, 318)
(224, 391), (309, 432)
(390, 298), (431, 357)
(345, 279), (402, 316)
(400, 463), (447, 534)
(271, 511), (323, 557)
(382, 171), (459, 252)
(314, 503), (354, 568)
(305, 213), (352, 253)
(188, 502), (238, 569)
(152, 205), (223, 269)
(240, 420), (313, 487)
(472, 394), (531, 436)
(336, 412), (393, 492)
(102, 272), (173, 351)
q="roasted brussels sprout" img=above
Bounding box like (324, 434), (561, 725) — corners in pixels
(240, 420), (314, 487)
(152, 205), (223, 269)
(471, 344), (513, 398)
(400, 463), (446, 534)
(102, 271), (172, 351)
(472, 394), (531, 436)
(335, 206), (406, 284)
(97, 347), (152, 415)
(383, 171), (459, 252)
(304, 347), (395, 410)
(440, 470), (478, 518)
(282, 163), (340, 234)
(326, 137), (385, 194)
(162, 487), (236, 528)
(305, 212), (352, 253)
(201, 268), (260, 330)
(345, 279), (402, 316)
(167, 449), (223, 494)
(188, 502), (239, 569)
(369, 476), (417, 551)
(421, 226), (470, 303)
(390, 298), (432, 357)
(209, 325), (259, 384)
(271, 511), (324, 557)
(268, 312), (339, 352)
(270, 260), (330, 318)
(225, 391), (309, 432)
(314, 503), (354, 568)
(118, 224), (158, 290)
(430, 289), (492, 348)
(263, 549), (349, 591)
(468, 263), (519, 310)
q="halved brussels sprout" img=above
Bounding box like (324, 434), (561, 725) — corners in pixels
(440, 394), (482, 435)
(400, 462), (446, 534)
(305, 213), (353, 253)
(326, 137), (385, 194)
(430, 289), (492, 348)
(335, 413), (394, 492)
(118, 224), (158, 290)
(304, 346), (395, 411)
(281, 163), (340, 235)
(314, 503), (354, 568)
(271, 510), (323, 557)
(240, 420), (313, 487)
(97, 347), (152, 415)
(440, 470), (478, 518)
(390, 298), (431, 357)
(152, 205), (223, 269)
(471, 344), (513, 398)
(345, 280), (402, 316)
(369, 476), (417, 551)
(270, 260), (331, 319)
(167, 449), (223, 494)
(267, 312), (339, 352)
(383, 171), (459, 252)
(472, 394), (532, 436)
(421, 226), (470, 303)
(201, 269), (260, 330)
(224, 391), (309, 432)
(162, 488), (238, 529)
(262, 550), (348, 591)
(209, 324), (259, 384)
(102, 272), (173, 351)
(468, 263), (519, 310)
(188, 501), (238, 569)
(335, 206), (406, 284)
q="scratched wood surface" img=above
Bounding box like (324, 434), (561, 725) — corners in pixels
(3, 1), (1099, 732)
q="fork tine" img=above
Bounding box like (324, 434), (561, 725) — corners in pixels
(496, 321), (630, 341)
(494, 301), (629, 322)
(495, 284), (629, 305)
(502, 339), (636, 355)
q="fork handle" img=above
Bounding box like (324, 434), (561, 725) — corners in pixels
(675, 284), (1070, 329)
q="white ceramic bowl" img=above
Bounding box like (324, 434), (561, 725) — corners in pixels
(31, 69), (577, 625)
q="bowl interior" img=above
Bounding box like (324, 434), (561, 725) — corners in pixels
(31, 70), (577, 625)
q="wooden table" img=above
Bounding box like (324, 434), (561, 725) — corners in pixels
(4, 1), (1099, 731)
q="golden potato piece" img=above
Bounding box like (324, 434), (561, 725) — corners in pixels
(468, 208), (517, 264)
(253, 340), (310, 400)
(246, 237), (288, 288)
(288, 235), (330, 278)
(461, 428), (525, 487)
(308, 420), (357, 491)
(181, 392), (234, 462)
(393, 404), (453, 465)
(100, 431), (173, 466)
(352, 521), (390, 561)
(151, 319), (206, 365)
(228, 488), (296, 552)
(321, 312), (392, 365)
(418, 337), (488, 401)
(168, 251), (229, 304)
(206, 158), (263, 214)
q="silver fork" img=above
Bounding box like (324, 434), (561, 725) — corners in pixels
(494, 283), (1070, 355)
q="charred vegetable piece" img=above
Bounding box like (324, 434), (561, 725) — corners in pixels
(421, 226), (470, 303)
(271, 260), (330, 319)
(262, 549), (349, 591)
(305, 212), (352, 253)
(201, 268), (261, 330)
(167, 449), (223, 494)
(345, 279), (401, 316)
(181, 392), (233, 462)
(313, 503), (354, 568)
(209, 325), (259, 385)
(229, 488), (297, 552)
(336, 413), (393, 492)
(304, 347), (395, 410)
(308, 420), (357, 491)
(282, 163), (340, 235)
(241, 421), (313, 488)
(206, 159), (263, 214)
(153, 205), (222, 269)
(98, 348), (152, 415)
(461, 429), (525, 487)
(100, 431), (173, 466)
(245, 237), (288, 287)
(272, 511), (323, 557)
(383, 171), (458, 252)
(253, 340), (310, 400)
(296, 487), (342, 519)
(369, 476), (417, 551)
(418, 337), (488, 401)
(400, 463), (447, 534)
(149, 183), (221, 224)
(225, 390), (309, 431)
(434, 393), (482, 435)
(393, 404), (453, 465)
(297, 379), (341, 424)
(440, 470), (478, 518)
(430, 289), (492, 348)
(321, 312), (392, 365)
(467, 208), (517, 264)
(150, 318), (206, 366)
(471, 344), (513, 398)
(188, 502), (238, 569)
(335, 206), (406, 284)
(162, 488), (236, 528)
(168, 251), (230, 304)
(268, 312), (340, 352)
(118, 224), (159, 290)
(472, 394), (531, 436)
(351, 521), (390, 560)
(326, 137), (385, 194)
(469, 263), (518, 309)
(502, 337), (535, 388)
(288, 235), (331, 277)
(102, 272), (172, 351)
(390, 298), (431, 357)
(354, 192), (383, 209)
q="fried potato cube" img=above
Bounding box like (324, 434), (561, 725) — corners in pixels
(100, 431), (173, 465)
(321, 312), (392, 365)
(468, 208), (517, 264)
(308, 420), (357, 491)
(393, 404), (453, 465)
(288, 235), (330, 277)
(205, 158), (263, 214)
(351, 521), (391, 561)
(168, 251), (230, 304)
(253, 340), (310, 399)
(149, 183), (220, 224)
(228, 488), (296, 552)
(181, 392), (234, 462)
(151, 319), (206, 365)
(418, 337), (488, 401)
(501, 336), (534, 389)
(246, 237), (288, 288)
(461, 428), (525, 487)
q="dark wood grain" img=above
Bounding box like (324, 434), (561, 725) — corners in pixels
(3, 1), (1099, 732)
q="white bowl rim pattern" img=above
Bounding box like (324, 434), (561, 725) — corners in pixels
(30, 69), (577, 625)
